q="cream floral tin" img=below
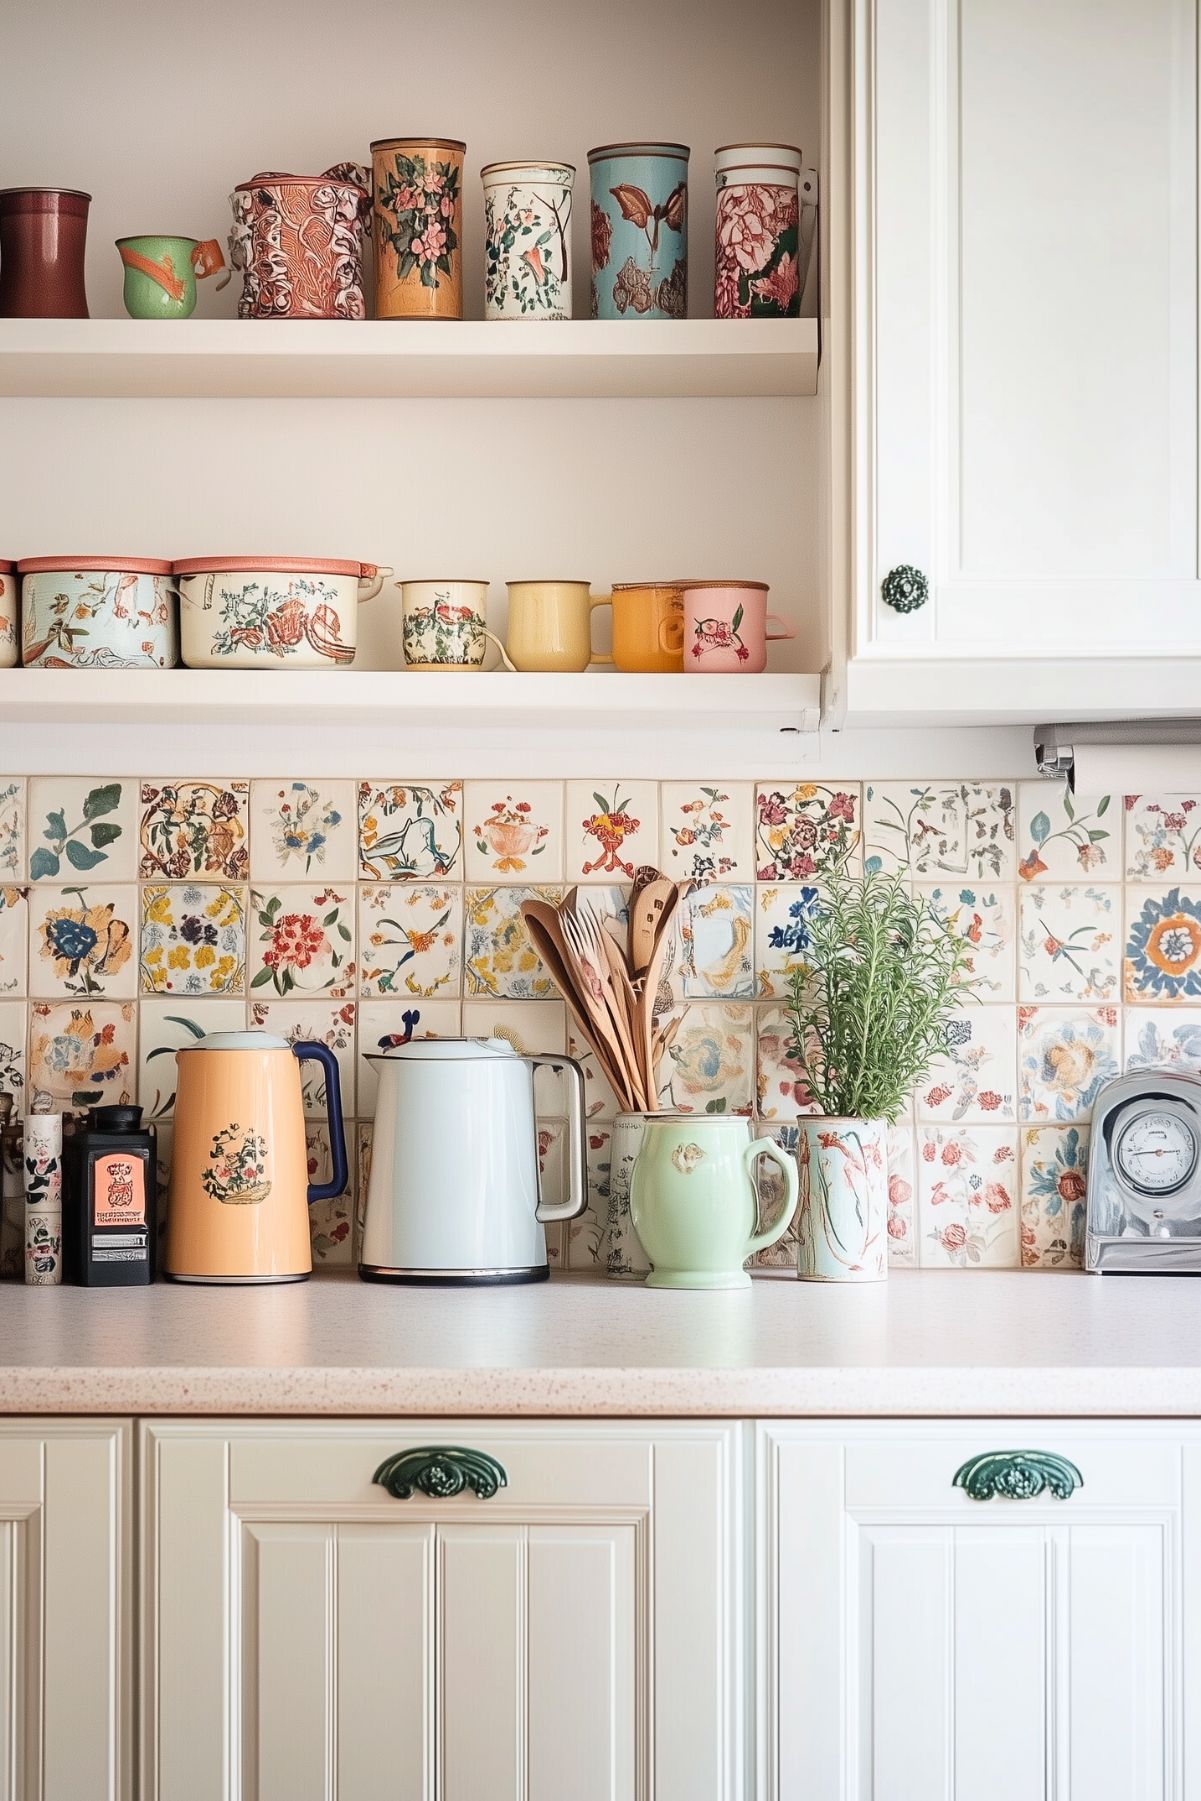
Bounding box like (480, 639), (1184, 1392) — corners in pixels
(173, 556), (386, 669)
(18, 556), (177, 669)
(481, 161), (574, 321)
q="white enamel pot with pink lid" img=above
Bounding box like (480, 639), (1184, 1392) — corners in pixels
(173, 555), (391, 669)
(19, 555), (177, 669)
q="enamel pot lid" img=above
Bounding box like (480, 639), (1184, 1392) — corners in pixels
(18, 555), (172, 574)
(173, 555), (376, 577)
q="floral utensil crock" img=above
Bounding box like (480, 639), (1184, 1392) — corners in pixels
(630, 1113), (797, 1287)
(116, 234), (228, 318)
(19, 557), (177, 669)
(797, 1117), (888, 1281)
(588, 143), (688, 319)
(173, 557), (386, 669)
(481, 161), (574, 320)
(713, 143), (804, 319)
(372, 138), (465, 320)
(228, 166), (370, 320)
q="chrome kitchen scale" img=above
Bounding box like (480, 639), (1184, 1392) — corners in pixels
(1086, 1070), (1201, 1272)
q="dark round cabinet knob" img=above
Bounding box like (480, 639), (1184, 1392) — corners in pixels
(881, 565), (928, 614)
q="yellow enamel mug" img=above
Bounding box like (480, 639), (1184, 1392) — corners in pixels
(504, 580), (613, 672)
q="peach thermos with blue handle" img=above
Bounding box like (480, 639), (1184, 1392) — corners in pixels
(165, 1030), (347, 1283)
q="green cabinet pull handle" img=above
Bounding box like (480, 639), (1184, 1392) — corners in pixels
(373, 1446), (508, 1501)
(953, 1450), (1083, 1501)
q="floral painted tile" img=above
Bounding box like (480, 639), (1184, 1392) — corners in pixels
(565, 782), (659, 882)
(661, 782), (754, 883)
(678, 885), (754, 998)
(754, 781), (859, 882)
(916, 1006), (1017, 1123)
(248, 999), (356, 1116)
(28, 777), (135, 884)
(1125, 1008), (1201, 1073)
(356, 1123), (373, 1241)
(0, 781), (24, 881)
(886, 1123), (916, 1268)
(1016, 781), (1115, 882)
(917, 884), (1015, 1002)
(657, 1002), (756, 1115)
(358, 780), (462, 880)
(1019, 1125), (1088, 1269)
(756, 1004), (817, 1120)
(140, 780), (249, 881)
(249, 779), (357, 883)
(248, 885), (356, 999)
(1018, 884), (1119, 1002)
(0, 888), (27, 995)
(28, 884), (138, 998)
(865, 783), (1014, 879)
(463, 783), (564, 882)
(140, 885), (245, 995)
(356, 998), (461, 1115)
(0, 1001), (26, 1112)
(754, 884), (821, 998)
(358, 885), (460, 998)
(306, 1123), (354, 1267)
(137, 997), (248, 1119)
(464, 885), (563, 999)
(568, 1125), (613, 1269)
(28, 1001), (135, 1111)
(917, 1126), (1020, 1268)
(1124, 886), (1201, 1003)
(748, 1122), (803, 1272)
(1124, 794), (1201, 881)
(1017, 1005), (1119, 1123)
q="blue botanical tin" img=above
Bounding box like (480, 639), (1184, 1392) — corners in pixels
(587, 142), (689, 320)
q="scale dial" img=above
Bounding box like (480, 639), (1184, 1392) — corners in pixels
(1114, 1108), (1199, 1196)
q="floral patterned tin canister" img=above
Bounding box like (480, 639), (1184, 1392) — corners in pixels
(173, 556), (386, 669)
(228, 166), (370, 319)
(714, 142), (803, 318)
(588, 142), (688, 320)
(18, 557), (177, 669)
(797, 1117), (888, 1282)
(481, 162), (574, 321)
(372, 138), (465, 320)
(0, 562), (16, 670)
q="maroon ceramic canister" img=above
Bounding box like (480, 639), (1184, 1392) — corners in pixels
(0, 188), (91, 317)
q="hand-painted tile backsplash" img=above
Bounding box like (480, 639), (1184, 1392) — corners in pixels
(0, 772), (1189, 1274)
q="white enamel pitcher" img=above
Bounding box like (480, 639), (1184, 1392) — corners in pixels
(360, 1037), (586, 1285)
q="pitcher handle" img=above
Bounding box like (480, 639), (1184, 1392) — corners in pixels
(743, 1135), (798, 1256)
(524, 1054), (587, 1223)
(291, 1040), (348, 1204)
(588, 591), (614, 667)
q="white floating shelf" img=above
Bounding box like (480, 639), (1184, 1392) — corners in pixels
(0, 317), (818, 401)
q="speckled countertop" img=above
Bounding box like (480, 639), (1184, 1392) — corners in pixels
(0, 1269), (1198, 1416)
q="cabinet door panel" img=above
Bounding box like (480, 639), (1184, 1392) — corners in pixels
(438, 1527), (523, 1799)
(336, 1525), (432, 1799)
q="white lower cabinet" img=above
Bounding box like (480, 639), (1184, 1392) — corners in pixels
(759, 1422), (1201, 1800)
(140, 1420), (741, 1801)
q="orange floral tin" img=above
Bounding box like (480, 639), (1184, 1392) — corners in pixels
(372, 137), (466, 320)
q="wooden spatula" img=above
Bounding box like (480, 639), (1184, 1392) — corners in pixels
(628, 876), (676, 981)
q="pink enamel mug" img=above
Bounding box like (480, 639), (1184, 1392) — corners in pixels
(680, 581), (794, 672)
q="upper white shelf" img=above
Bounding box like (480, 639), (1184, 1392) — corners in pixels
(0, 317), (818, 401)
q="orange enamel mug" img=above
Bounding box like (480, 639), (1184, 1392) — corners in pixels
(593, 581), (687, 672)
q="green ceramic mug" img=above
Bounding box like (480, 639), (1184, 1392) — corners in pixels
(116, 234), (229, 318)
(629, 1114), (797, 1289)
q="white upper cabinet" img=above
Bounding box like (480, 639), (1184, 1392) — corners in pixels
(838, 0), (1201, 722)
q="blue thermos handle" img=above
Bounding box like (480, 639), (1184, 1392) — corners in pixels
(291, 1040), (348, 1204)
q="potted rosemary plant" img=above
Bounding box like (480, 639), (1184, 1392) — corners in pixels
(785, 870), (973, 1282)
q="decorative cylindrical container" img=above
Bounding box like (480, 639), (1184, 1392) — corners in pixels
(0, 1094), (22, 1277)
(797, 1117), (888, 1282)
(588, 143), (688, 320)
(23, 1113), (62, 1287)
(372, 138), (465, 320)
(714, 143), (803, 319)
(0, 188), (90, 318)
(228, 166), (370, 319)
(19, 556), (177, 669)
(630, 1113), (797, 1288)
(0, 562), (16, 669)
(605, 1111), (650, 1276)
(397, 579), (512, 669)
(481, 161), (574, 321)
(173, 556), (385, 669)
(116, 234), (228, 319)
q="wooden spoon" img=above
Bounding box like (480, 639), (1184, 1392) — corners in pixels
(628, 875), (676, 980)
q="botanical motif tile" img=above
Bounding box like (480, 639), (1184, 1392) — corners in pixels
(678, 884), (754, 999)
(28, 884), (138, 998)
(886, 1122), (917, 1268)
(754, 781), (859, 882)
(463, 782), (564, 882)
(755, 1004), (816, 1119)
(865, 783), (1014, 879)
(917, 1126), (1020, 1268)
(1018, 884), (1119, 1003)
(248, 999), (356, 1116)
(661, 782), (754, 883)
(140, 885), (245, 995)
(28, 777), (135, 884)
(565, 781), (659, 882)
(568, 1125), (612, 1268)
(1019, 1125), (1088, 1269)
(464, 885), (562, 998)
(1017, 1005), (1119, 1123)
(1016, 781), (1115, 882)
(248, 885), (355, 999)
(1124, 794), (1201, 881)
(657, 1002), (756, 1114)
(0, 1001), (25, 1112)
(0, 780), (24, 881)
(916, 1006), (1017, 1123)
(356, 998), (461, 1116)
(358, 884), (459, 999)
(306, 1122), (354, 1266)
(358, 780), (462, 880)
(355, 1122), (373, 1239)
(754, 884), (821, 998)
(1125, 1008), (1201, 1074)
(917, 884), (1015, 1003)
(137, 997), (248, 1120)
(140, 780), (249, 881)
(249, 779), (357, 883)
(748, 1122), (802, 1271)
(28, 1001), (135, 1111)
(1124, 886), (1201, 1003)
(0, 888), (27, 996)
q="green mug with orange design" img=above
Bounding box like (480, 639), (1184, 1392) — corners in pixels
(116, 234), (230, 318)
